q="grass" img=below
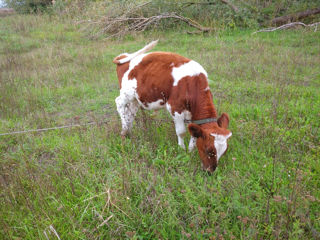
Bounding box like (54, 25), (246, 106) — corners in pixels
(0, 14), (320, 240)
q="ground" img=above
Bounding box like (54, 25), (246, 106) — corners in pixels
(0, 15), (320, 239)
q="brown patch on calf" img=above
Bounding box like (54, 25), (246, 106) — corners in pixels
(124, 52), (215, 116)
(169, 74), (217, 118)
(128, 52), (190, 106)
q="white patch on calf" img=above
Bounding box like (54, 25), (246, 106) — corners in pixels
(210, 133), (232, 161)
(143, 99), (165, 110)
(119, 53), (150, 97)
(171, 60), (208, 86)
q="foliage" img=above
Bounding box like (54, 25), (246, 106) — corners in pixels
(3, 0), (320, 27)
(1, 14), (320, 239)
(3, 0), (52, 13)
(53, 0), (320, 39)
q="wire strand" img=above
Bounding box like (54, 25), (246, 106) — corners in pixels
(0, 121), (104, 136)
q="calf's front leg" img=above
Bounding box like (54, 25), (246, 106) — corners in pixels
(173, 114), (187, 150)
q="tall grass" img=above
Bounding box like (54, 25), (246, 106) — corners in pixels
(1, 14), (320, 239)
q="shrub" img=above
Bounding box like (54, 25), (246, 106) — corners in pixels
(3, 0), (52, 13)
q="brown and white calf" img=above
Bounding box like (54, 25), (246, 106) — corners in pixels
(113, 40), (232, 172)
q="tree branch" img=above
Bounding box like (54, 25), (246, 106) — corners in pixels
(79, 12), (212, 39)
(182, 0), (239, 12)
(252, 21), (320, 34)
(271, 7), (320, 26)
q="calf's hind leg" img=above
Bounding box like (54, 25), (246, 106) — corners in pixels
(115, 95), (139, 137)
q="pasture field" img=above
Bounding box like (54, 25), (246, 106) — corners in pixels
(0, 15), (320, 239)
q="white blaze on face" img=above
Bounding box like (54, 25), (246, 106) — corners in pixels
(210, 133), (232, 161)
(171, 60), (208, 86)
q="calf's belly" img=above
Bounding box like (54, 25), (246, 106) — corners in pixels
(136, 96), (167, 110)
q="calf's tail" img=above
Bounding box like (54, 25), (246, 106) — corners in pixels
(113, 40), (158, 64)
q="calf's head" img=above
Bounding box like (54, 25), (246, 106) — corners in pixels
(188, 113), (232, 172)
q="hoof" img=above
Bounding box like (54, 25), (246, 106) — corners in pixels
(121, 129), (128, 138)
(188, 146), (195, 152)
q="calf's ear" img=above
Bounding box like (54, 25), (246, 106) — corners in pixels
(218, 113), (230, 129)
(188, 123), (204, 138)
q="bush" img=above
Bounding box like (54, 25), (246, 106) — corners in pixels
(6, 0), (320, 32)
(4, 0), (52, 13)
(72, 0), (320, 38)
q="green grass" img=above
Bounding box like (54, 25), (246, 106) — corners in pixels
(1, 15), (320, 240)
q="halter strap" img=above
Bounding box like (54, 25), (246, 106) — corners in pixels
(184, 118), (217, 125)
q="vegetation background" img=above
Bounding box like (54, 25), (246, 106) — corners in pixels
(1, 0), (320, 239)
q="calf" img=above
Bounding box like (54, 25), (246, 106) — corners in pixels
(113, 40), (232, 172)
